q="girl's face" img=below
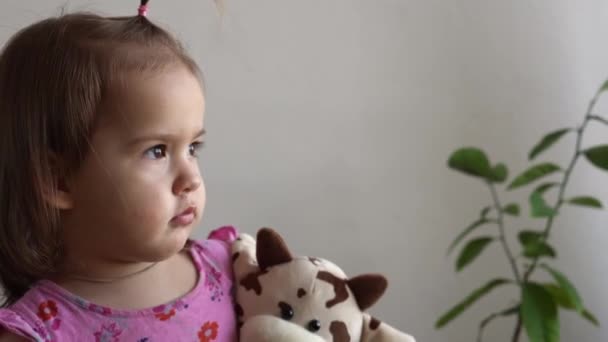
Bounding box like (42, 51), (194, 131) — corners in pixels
(61, 65), (206, 265)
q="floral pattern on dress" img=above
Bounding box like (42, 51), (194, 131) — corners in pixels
(204, 268), (225, 302)
(152, 299), (189, 321)
(198, 321), (219, 342)
(36, 300), (61, 330)
(32, 320), (54, 342)
(88, 303), (113, 316)
(93, 322), (123, 342)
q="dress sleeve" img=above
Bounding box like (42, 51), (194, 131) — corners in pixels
(190, 226), (238, 281)
(0, 309), (42, 341)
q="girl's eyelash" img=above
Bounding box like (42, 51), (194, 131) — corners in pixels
(189, 141), (205, 156)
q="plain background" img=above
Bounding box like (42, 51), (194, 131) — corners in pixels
(2, 1), (608, 341)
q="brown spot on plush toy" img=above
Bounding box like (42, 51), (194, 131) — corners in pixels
(239, 269), (268, 295)
(369, 317), (381, 330)
(317, 271), (350, 308)
(330, 321), (351, 342)
(232, 228), (416, 342)
(232, 252), (240, 263)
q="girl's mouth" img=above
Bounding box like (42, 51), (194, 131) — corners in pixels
(170, 206), (196, 227)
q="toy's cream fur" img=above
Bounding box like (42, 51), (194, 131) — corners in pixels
(231, 228), (416, 342)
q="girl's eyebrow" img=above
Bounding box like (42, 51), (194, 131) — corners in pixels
(128, 128), (206, 146)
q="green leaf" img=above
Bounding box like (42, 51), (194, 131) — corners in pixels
(508, 163), (561, 190)
(600, 79), (608, 93)
(521, 282), (559, 342)
(490, 163), (508, 183)
(523, 241), (556, 259)
(518, 230), (556, 259)
(567, 196), (603, 209)
(503, 203), (520, 216)
(456, 237), (494, 271)
(535, 182), (560, 194)
(543, 283), (600, 327)
(530, 191), (556, 218)
(448, 148), (493, 179)
(584, 145), (608, 171)
(543, 284), (573, 309)
(448, 219), (495, 255)
(435, 278), (511, 328)
(583, 310), (600, 327)
(529, 129), (571, 160)
(540, 265), (583, 313)
(518, 230), (544, 245)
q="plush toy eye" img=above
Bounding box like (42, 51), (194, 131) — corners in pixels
(307, 319), (322, 332)
(278, 301), (294, 320)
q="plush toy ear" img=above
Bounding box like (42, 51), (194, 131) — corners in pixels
(346, 274), (388, 311)
(256, 228), (293, 270)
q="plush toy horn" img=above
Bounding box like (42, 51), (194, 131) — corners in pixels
(256, 228), (293, 270)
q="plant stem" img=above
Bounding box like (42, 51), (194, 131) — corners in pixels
(589, 114), (608, 126)
(524, 94), (597, 279)
(478, 312), (500, 342)
(511, 315), (523, 342)
(511, 93), (601, 342)
(487, 182), (522, 284)
(478, 305), (520, 342)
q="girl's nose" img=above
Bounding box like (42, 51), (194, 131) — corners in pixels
(172, 160), (202, 195)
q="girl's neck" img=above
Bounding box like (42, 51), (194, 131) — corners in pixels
(49, 249), (198, 310)
(62, 261), (160, 283)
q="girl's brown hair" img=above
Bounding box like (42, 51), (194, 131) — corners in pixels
(0, 0), (201, 306)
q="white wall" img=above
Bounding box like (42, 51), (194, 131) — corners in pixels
(2, 1), (608, 341)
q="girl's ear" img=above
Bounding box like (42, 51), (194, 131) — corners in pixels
(44, 154), (75, 210)
(47, 180), (74, 210)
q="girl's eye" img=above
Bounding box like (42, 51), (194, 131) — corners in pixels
(189, 141), (204, 157)
(144, 145), (167, 160)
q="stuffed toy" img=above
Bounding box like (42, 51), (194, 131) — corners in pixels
(231, 228), (416, 342)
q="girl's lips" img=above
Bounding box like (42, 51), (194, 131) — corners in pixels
(171, 207), (195, 226)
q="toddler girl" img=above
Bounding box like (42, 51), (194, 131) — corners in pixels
(0, 1), (238, 340)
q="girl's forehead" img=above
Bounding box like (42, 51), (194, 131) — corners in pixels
(98, 67), (205, 133)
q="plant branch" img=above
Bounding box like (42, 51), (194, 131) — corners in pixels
(524, 93), (598, 280)
(478, 312), (501, 342)
(478, 305), (520, 342)
(589, 114), (608, 126)
(511, 315), (523, 342)
(487, 182), (522, 284)
(511, 92), (601, 342)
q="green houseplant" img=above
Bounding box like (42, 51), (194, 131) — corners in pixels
(435, 80), (608, 342)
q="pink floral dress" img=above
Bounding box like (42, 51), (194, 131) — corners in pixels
(0, 227), (239, 342)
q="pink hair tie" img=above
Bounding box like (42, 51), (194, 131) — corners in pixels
(138, 4), (148, 17)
